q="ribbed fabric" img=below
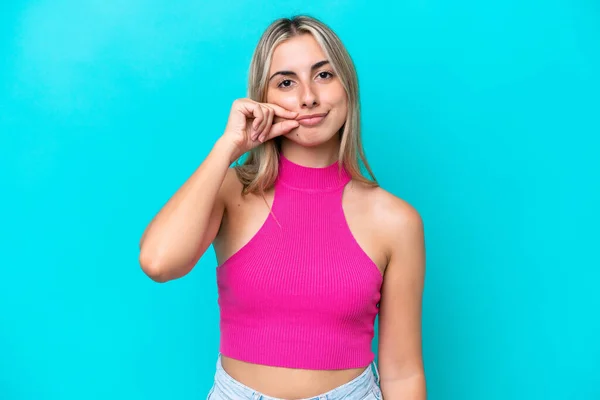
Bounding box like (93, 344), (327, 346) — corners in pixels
(216, 154), (383, 370)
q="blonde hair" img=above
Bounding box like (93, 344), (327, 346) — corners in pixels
(234, 15), (378, 195)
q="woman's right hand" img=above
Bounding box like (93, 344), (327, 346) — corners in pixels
(219, 98), (300, 162)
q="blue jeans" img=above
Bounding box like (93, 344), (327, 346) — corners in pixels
(207, 354), (382, 399)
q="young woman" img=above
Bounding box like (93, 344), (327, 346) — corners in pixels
(139, 15), (427, 400)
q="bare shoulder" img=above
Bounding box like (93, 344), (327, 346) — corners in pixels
(349, 180), (424, 254)
(212, 167), (244, 247)
(376, 187), (423, 235)
(350, 180), (423, 230)
(219, 167), (245, 205)
(223, 166), (243, 190)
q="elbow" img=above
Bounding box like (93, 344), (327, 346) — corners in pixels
(138, 248), (196, 283)
(139, 251), (171, 283)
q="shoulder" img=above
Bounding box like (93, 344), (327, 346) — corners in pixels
(350, 180), (423, 230)
(223, 167), (243, 191)
(350, 180), (424, 256)
(376, 187), (423, 235)
(218, 167), (245, 206)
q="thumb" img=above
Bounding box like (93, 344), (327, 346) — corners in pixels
(264, 119), (300, 141)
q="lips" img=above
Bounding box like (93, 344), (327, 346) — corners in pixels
(296, 112), (328, 127)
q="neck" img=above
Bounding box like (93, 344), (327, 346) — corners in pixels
(279, 135), (341, 168)
(276, 153), (351, 192)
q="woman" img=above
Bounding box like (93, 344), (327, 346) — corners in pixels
(139, 15), (427, 400)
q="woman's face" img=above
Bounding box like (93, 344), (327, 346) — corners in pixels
(266, 34), (348, 147)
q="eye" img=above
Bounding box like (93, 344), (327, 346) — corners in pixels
(318, 71), (334, 79)
(277, 79), (294, 88)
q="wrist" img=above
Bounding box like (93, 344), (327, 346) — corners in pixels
(213, 136), (240, 165)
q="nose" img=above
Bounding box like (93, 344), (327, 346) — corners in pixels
(300, 82), (319, 109)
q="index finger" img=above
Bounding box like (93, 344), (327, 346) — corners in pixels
(263, 103), (298, 119)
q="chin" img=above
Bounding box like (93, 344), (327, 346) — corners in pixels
(283, 127), (340, 147)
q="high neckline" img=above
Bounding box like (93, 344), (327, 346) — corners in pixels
(276, 154), (351, 191)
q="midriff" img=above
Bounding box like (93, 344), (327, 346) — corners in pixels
(220, 355), (367, 399)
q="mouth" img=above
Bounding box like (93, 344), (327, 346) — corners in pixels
(296, 112), (328, 127)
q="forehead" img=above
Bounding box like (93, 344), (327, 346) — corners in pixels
(269, 34), (327, 72)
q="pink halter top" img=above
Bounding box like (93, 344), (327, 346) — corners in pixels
(216, 154), (383, 370)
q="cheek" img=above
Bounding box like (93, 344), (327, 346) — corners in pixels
(323, 85), (347, 108)
(337, 96), (348, 113)
(331, 91), (347, 116)
(266, 89), (295, 108)
(330, 92), (348, 126)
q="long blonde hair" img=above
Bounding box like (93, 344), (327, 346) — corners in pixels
(234, 15), (378, 195)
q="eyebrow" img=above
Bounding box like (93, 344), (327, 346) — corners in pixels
(268, 60), (331, 82)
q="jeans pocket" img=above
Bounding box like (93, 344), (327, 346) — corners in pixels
(358, 386), (381, 400)
(370, 385), (382, 400)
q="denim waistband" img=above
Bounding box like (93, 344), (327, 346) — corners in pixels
(210, 353), (380, 400)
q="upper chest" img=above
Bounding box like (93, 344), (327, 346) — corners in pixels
(216, 180), (390, 276)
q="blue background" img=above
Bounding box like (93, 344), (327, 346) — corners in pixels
(1, 1), (598, 399)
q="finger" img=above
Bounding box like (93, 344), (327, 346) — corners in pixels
(263, 119), (300, 141)
(272, 115), (293, 125)
(256, 106), (272, 140)
(237, 99), (259, 119)
(251, 106), (264, 140)
(263, 103), (298, 119)
(258, 107), (275, 142)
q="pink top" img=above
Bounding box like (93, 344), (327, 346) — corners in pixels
(216, 154), (383, 370)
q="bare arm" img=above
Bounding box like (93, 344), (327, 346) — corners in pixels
(377, 195), (427, 399)
(138, 138), (237, 283)
(138, 98), (299, 283)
